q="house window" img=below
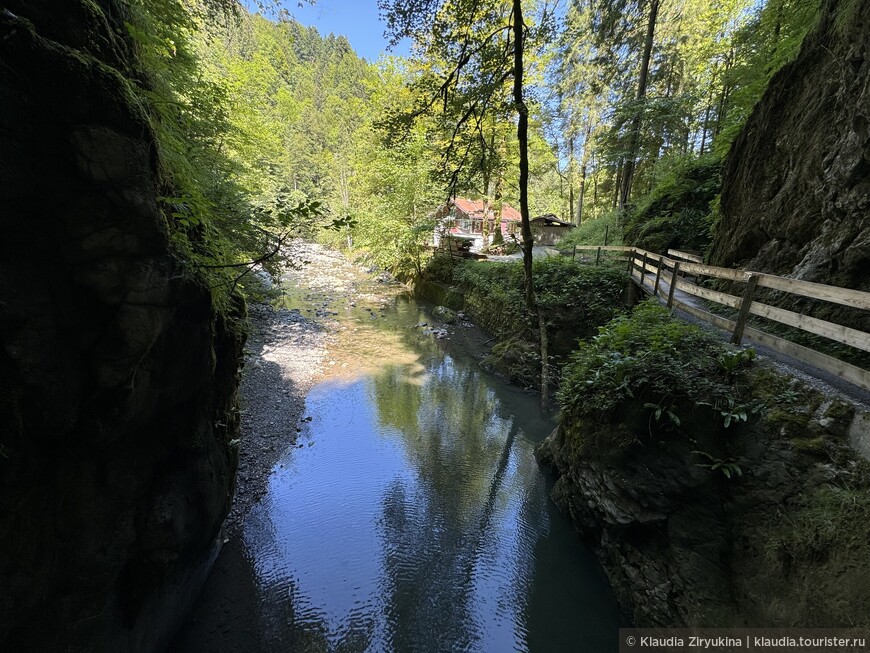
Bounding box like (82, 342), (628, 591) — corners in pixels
(459, 219), (472, 232)
(471, 219), (483, 234)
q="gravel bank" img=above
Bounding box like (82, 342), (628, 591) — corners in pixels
(224, 241), (406, 533)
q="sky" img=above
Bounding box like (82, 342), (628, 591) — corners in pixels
(277, 0), (411, 61)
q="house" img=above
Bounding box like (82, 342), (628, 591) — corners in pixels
(433, 198), (522, 252)
(530, 214), (575, 246)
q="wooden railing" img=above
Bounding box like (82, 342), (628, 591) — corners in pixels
(572, 245), (870, 392)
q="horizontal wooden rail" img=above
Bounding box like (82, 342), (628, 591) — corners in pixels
(675, 277), (742, 310)
(752, 273), (870, 311)
(743, 325), (870, 391)
(748, 300), (870, 353)
(622, 248), (870, 392)
(677, 260), (746, 282)
(668, 249), (703, 263)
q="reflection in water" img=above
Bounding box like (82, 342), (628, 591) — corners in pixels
(188, 295), (621, 652)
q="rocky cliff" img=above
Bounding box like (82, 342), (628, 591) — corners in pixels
(537, 302), (870, 627)
(538, 367), (870, 627)
(711, 0), (870, 292)
(0, 2), (244, 650)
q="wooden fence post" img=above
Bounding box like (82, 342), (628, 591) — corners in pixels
(653, 256), (663, 297)
(627, 249), (635, 276)
(595, 246), (601, 266)
(572, 244), (577, 261)
(641, 252), (649, 286)
(667, 261), (680, 308)
(731, 274), (759, 345)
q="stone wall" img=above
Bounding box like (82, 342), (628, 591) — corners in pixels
(0, 2), (244, 650)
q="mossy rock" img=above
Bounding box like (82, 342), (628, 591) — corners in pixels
(765, 409), (812, 436)
(790, 436), (829, 457)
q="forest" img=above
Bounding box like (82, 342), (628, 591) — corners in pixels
(3, 0), (870, 650)
(136, 0), (817, 285)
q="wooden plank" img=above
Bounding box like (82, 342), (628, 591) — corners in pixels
(752, 273), (870, 311)
(634, 257), (665, 275)
(749, 300), (870, 353)
(678, 260), (748, 282)
(668, 249), (703, 263)
(671, 297), (738, 332)
(574, 245), (630, 252)
(667, 262), (681, 308)
(630, 247), (659, 261)
(674, 277), (742, 309)
(654, 257), (663, 297)
(731, 274), (759, 345)
(743, 325), (870, 392)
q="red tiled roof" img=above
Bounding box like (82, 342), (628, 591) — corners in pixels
(451, 198), (521, 222)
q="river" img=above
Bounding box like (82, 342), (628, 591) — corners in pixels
(172, 248), (621, 652)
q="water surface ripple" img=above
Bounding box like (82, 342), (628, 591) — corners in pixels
(178, 293), (621, 652)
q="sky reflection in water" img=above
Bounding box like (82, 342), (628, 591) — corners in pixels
(240, 296), (620, 652)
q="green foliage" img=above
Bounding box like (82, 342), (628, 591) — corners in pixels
(451, 258), (626, 340)
(691, 450), (743, 479)
(558, 300), (755, 449)
(769, 481), (870, 564)
(623, 154), (723, 253)
(558, 211), (623, 248)
(485, 337), (541, 388)
(124, 0), (321, 310)
(420, 254), (459, 285)
(422, 257), (626, 384)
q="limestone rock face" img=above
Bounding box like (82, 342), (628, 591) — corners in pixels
(536, 395), (870, 628)
(711, 0), (870, 291)
(0, 2), (244, 650)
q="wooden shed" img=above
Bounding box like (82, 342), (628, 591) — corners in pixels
(530, 214), (575, 245)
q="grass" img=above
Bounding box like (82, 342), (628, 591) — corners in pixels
(558, 211), (623, 249)
(769, 481), (870, 564)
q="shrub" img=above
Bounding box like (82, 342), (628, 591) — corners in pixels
(421, 254), (462, 285)
(455, 258), (627, 356)
(623, 154), (722, 254)
(558, 300), (754, 450)
(559, 210), (622, 249)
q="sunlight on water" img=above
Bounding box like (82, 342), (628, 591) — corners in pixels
(235, 296), (621, 652)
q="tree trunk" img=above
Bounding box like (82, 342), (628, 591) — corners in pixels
(481, 174), (492, 251)
(567, 135), (575, 225)
(699, 102), (712, 154)
(618, 0), (660, 210)
(512, 0), (546, 407)
(512, 0), (534, 314)
(577, 122), (591, 223)
(699, 76), (716, 154)
(592, 150), (598, 211)
(613, 159), (623, 210)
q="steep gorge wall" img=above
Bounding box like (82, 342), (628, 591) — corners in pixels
(0, 2), (244, 650)
(538, 370), (870, 628)
(711, 0), (870, 291)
